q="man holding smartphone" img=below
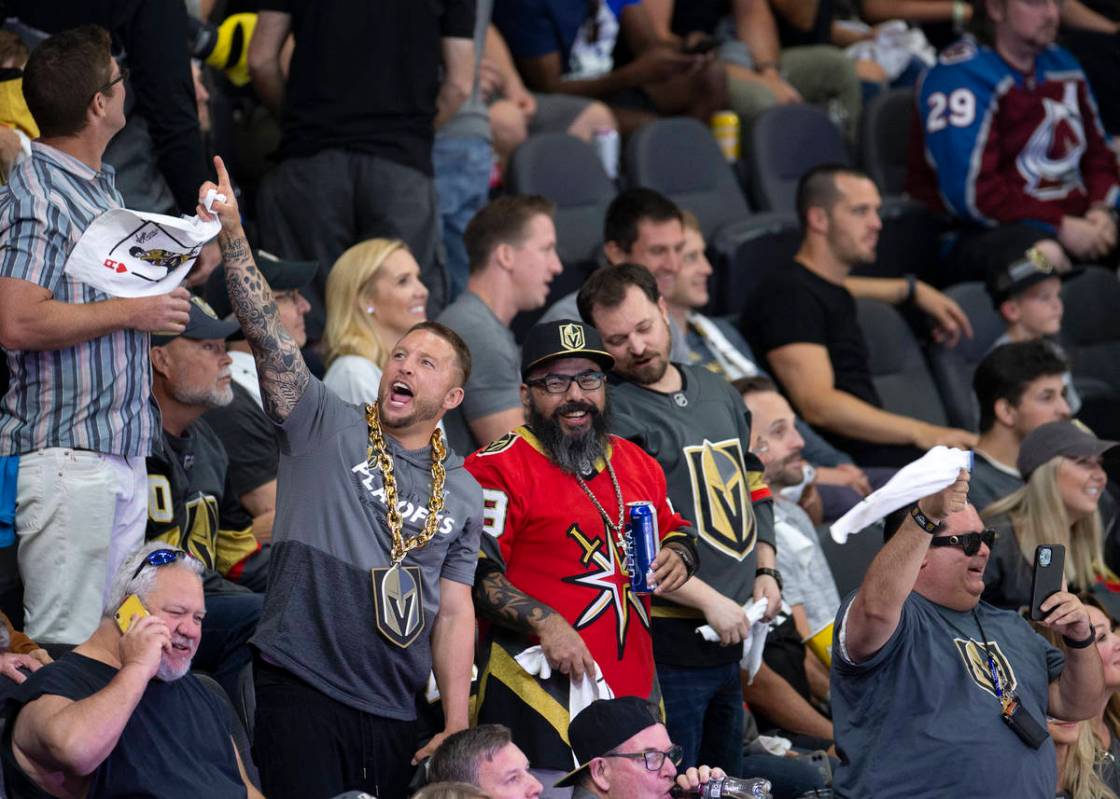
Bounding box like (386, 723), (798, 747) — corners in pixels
(830, 470), (1104, 798)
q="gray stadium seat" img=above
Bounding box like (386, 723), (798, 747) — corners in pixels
(195, 671), (261, 790)
(927, 282), (1006, 431)
(1060, 267), (1120, 394)
(856, 298), (950, 427)
(621, 116), (752, 241)
(860, 88), (915, 196)
(817, 523), (882, 599)
(746, 104), (850, 213)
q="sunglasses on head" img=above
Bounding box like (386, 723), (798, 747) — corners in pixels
(130, 548), (192, 581)
(929, 529), (997, 556)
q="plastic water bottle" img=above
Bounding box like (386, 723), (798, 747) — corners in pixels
(670, 776), (773, 798)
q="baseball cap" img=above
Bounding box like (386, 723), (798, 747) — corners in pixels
(985, 248), (1082, 307)
(520, 319), (614, 379)
(151, 294), (240, 346)
(1017, 420), (1118, 480)
(205, 249), (317, 320)
(554, 697), (662, 787)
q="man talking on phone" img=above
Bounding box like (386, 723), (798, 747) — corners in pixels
(2, 542), (263, 797)
(830, 470), (1104, 798)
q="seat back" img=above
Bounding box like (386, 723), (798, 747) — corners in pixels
(818, 523), (882, 599)
(860, 88), (915, 196)
(718, 212), (803, 320)
(856, 298), (949, 426)
(927, 282), (1006, 430)
(623, 116), (751, 240)
(747, 104), (850, 213)
(1060, 267), (1120, 394)
(193, 672), (260, 790)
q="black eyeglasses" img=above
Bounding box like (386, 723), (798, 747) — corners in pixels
(526, 371), (606, 394)
(601, 745), (683, 772)
(96, 65), (129, 97)
(131, 548), (191, 581)
(929, 529), (997, 557)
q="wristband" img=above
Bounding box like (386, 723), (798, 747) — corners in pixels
(756, 567), (783, 592)
(1063, 627), (1096, 649)
(666, 541), (698, 579)
(910, 502), (944, 534)
(903, 273), (917, 305)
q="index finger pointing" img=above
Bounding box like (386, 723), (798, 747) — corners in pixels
(212, 155), (230, 188)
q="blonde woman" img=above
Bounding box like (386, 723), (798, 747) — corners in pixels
(323, 239), (429, 404)
(981, 420), (1118, 610)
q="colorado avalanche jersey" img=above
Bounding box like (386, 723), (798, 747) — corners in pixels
(907, 36), (1120, 231)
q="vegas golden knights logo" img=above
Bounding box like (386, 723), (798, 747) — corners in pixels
(560, 323), (585, 351)
(953, 638), (1018, 699)
(371, 566), (426, 648)
(683, 438), (756, 560)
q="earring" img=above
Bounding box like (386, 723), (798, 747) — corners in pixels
(366, 305), (375, 315)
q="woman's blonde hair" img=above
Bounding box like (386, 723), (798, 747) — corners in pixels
(323, 238), (407, 369)
(983, 457), (1106, 591)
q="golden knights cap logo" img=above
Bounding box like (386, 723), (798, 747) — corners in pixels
(560, 322), (585, 351)
(953, 637), (1018, 700)
(683, 438), (756, 560)
(371, 566), (426, 648)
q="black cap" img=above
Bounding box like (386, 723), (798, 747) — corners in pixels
(520, 319), (614, 379)
(151, 294), (240, 346)
(554, 697), (661, 787)
(205, 249), (317, 320)
(1017, 420), (1118, 480)
(985, 248), (1082, 307)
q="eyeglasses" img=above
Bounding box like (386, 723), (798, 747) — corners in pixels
(601, 745), (684, 772)
(131, 548), (191, 581)
(929, 529), (997, 557)
(96, 65), (129, 97)
(526, 371), (606, 394)
(601, 745), (683, 772)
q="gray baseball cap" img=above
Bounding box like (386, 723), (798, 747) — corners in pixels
(1017, 420), (1118, 480)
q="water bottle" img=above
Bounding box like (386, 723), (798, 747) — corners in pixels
(670, 776), (773, 798)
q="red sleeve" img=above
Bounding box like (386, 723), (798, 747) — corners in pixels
(464, 449), (522, 569)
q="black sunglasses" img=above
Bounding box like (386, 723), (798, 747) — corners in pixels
(130, 548), (191, 581)
(929, 529), (997, 557)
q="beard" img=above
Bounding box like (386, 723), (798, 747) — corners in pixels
(765, 453), (806, 489)
(377, 391), (443, 432)
(619, 351), (669, 386)
(155, 635), (196, 682)
(171, 377), (233, 409)
(529, 399), (611, 475)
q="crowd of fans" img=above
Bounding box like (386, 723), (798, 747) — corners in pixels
(0, 0), (1120, 798)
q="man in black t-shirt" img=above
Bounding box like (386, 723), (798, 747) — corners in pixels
(3, 542), (261, 798)
(742, 164), (977, 468)
(247, 0), (476, 334)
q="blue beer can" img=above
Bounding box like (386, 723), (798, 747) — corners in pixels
(625, 501), (660, 594)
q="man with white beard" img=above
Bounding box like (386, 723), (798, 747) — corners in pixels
(2, 542), (264, 797)
(147, 296), (265, 701)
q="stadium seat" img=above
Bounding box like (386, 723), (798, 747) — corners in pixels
(720, 211), (802, 319)
(817, 522), (882, 599)
(746, 104), (850, 213)
(506, 133), (616, 336)
(236, 661), (256, 745)
(927, 282), (1006, 431)
(859, 88), (914, 196)
(621, 116), (752, 241)
(1060, 267), (1120, 394)
(856, 298), (950, 427)
(195, 671), (261, 789)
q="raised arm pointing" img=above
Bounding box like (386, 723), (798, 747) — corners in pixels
(197, 156), (310, 422)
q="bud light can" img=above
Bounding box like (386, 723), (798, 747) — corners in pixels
(625, 501), (660, 594)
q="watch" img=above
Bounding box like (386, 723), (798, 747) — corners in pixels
(756, 567), (783, 592)
(909, 502), (944, 534)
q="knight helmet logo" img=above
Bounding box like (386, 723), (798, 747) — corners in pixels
(560, 323), (585, 351)
(953, 637), (1018, 700)
(683, 438), (756, 560)
(371, 565), (426, 648)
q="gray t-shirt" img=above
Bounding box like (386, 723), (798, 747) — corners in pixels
(251, 378), (483, 719)
(970, 450), (1024, 515)
(832, 592), (1063, 799)
(436, 290), (522, 455)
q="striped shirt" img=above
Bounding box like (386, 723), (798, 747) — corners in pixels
(0, 143), (156, 457)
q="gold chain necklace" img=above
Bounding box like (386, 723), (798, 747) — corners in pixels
(575, 459), (626, 548)
(366, 402), (447, 569)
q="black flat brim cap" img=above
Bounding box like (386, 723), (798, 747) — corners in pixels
(151, 295), (240, 345)
(521, 319), (614, 379)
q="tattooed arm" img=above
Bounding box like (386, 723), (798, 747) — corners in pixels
(196, 157), (310, 422)
(473, 563), (597, 680)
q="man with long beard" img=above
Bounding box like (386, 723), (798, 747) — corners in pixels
(465, 318), (698, 791)
(2, 542), (263, 797)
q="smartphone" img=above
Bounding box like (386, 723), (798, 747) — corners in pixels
(114, 594), (150, 634)
(1029, 545), (1065, 621)
(682, 38), (718, 55)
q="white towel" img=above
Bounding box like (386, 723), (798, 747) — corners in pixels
(829, 447), (973, 543)
(514, 645), (614, 723)
(695, 598), (771, 681)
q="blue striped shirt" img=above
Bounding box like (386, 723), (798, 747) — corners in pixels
(0, 143), (157, 457)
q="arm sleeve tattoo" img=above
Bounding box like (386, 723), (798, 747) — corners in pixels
(472, 568), (558, 634)
(219, 230), (310, 422)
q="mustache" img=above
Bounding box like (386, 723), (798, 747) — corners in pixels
(555, 400), (600, 417)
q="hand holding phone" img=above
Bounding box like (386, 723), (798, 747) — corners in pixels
(1030, 545), (1065, 621)
(114, 594), (150, 634)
